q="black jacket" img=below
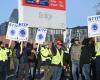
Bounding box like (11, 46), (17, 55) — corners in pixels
(80, 45), (93, 67)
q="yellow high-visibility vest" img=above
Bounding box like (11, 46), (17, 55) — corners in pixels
(96, 42), (100, 56)
(40, 47), (52, 61)
(0, 48), (2, 61)
(5, 48), (12, 57)
(0, 48), (8, 62)
(52, 49), (64, 66)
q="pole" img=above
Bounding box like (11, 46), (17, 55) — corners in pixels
(20, 41), (23, 54)
(95, 36), (97, 43)
(9, 40), (12, 48)
(36, 43), (39, 54)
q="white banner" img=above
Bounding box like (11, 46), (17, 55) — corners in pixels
(17, 27), (29, 41)
(6, 22), (18, 41)
(35, 28), (47, 44)
(88, 15), (100, 37)
(18, 0), (66, 29)
(6, 22), (29, 41)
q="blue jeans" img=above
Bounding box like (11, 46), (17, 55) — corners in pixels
(72, 61), (80, 80)
(52, 66), (62, 80)
(82, 64), (90, 80)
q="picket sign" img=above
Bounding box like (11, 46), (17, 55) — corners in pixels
(6, 22), (18, 41)
(17, 27), (29, 41)
(35, 28), (47, 55)
(35, 28), (47, 44)
(88, 15), (100, 37)
(6, 22), (29, 48)
(87, 15), (100, 57)
(6, 22), (17, 47)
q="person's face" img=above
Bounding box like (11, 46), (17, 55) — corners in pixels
(35, 43), (38, 48)
(33, 42), (38, 48)
(47, 42), (52, 49)
(0, 43), (4, 48)
(56, 44), (62, 49)
(75, 40), (79, 44)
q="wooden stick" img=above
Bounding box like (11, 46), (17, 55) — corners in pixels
(9, 40), (12, 48)
(20, 42), (23, 54)
(36, 43), (39, 54)
(95, 37), (97, 43)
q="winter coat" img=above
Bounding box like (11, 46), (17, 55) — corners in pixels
(80, 45), (93, 67)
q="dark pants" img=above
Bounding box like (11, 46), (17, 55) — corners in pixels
(96, 57), (100, 80)
(17, 63), (29, 80)
(41, 65), (52, 80)
(7, 57), (10, 75)
(0, 61), (7, 80)
(90, 59), (96, 80)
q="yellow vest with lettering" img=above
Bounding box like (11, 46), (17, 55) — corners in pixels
(52, 49), (64, 66)
(96, 42), (100, 56)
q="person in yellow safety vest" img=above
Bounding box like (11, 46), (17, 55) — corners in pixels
(95, 37), (100, 80)
(4, 44), (13, 73)
(0, 42), (8, 80)
(0, 45), (8, 61)
(40, 43), (52, 63)
(40, 42), (53, 80)
(5, 44), (12, 57)
(51, 40), (64, 80)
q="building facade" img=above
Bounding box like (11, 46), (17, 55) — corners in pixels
(0, 9), (18, 36)
(0, 22), (8, 35)
(68, 26), (88, 42)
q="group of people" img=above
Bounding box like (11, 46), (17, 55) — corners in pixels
(70, 37), (100, 80)
(70, 37), (95, 80)
(0, 40), (70, 80)
(0, 36), (100, 80)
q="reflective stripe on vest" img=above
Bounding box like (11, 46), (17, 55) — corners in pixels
(52, 49), (63, 66)
(96, 42), (100, 56)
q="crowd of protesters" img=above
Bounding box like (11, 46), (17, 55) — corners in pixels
(0, 36), (100, 80)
